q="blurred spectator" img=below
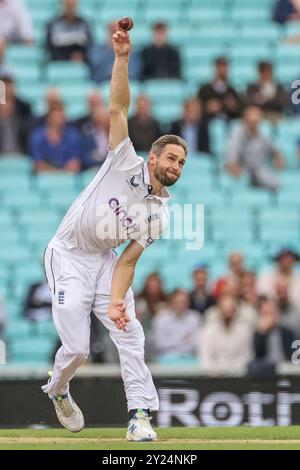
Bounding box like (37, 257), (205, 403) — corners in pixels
(227, 251), (246, 285)
(273, 0), (300, 23)
(89, 22), (140, 82)
(0, 293), (6, 340)
(200, 294), (254, 373)
(29, 104), (81, 172)
(34, 87), (64, 128)
(212, 276), (240, 301)
(225, 106), (284, 191)
(80, 101), (109, 170)
(245, 62), (288, 119)
(0, 70), (33, 154)
(276, 278), (300, 337)
(0, 0), (33, 44)
(46, 0), (92, 62)
(128, 95), (161, 152)
(141, 22), (181, 80)
(170, 98), (210, 153)
(189, 264), (215, 315)
(75, 89), (104, 129)
(240, 271), (259, 309)
(24, 281), (52, 322)
(0, 38), (6, 65)
(249, 297), (295, 376)
(198, 57), (242, 120)
(257, 247), (300, 308)
(152, 289), (201, 361)
(136, 272), (167, 321)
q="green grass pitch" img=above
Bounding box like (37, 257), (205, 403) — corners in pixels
(1, 427), (300, 450)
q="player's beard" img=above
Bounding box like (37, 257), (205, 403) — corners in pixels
(154, 166), (179, 187)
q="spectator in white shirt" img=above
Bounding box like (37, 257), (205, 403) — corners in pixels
(0, 0), (33, 44)
(152, 289), (201, 362)
(200, 293), (254, 374)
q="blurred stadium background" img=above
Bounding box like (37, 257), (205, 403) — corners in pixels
(1, 0), (300, 428)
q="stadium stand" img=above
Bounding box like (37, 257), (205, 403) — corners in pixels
(0, 0), (300, 366)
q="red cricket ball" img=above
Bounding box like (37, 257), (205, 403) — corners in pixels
(118, 17), (134, 32)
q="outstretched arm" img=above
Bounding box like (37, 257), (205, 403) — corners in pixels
(108, 240), (144, 331)
(109, 30), (132, 150)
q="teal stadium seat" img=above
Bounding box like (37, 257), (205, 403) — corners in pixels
(240, 24), (282, 43)
(6, 45), (43, 65)
(230, 44), (274, 64)
(144, 6), (181, 24)
(6, 321), (35, 342)
(97, 1), (139, 25)
(9, 338), (55, 364)
(0, 157), (33, 174)
(46, 62), (90, 84)
(187, 6), (225, 23)
(13, 64), (40, 84)
(259, 209), (300, 242)
(36, 173), (77, 192)
(0, 245), (32, 265)
(0, 174), (32, 192)
(143, 80), (185, 105)
(183, 44), (227, 68)
(3, 190), (43, 210)
(231, 189), (274, 208)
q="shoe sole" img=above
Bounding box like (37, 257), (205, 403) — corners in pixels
(56, 414), (85, 433)
(54, 405), (85, 433)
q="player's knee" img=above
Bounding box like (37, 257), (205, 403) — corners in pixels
(73, 352), (88, 366)
(124, 319), (145, 349)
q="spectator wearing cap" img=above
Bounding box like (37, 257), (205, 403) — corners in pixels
(189, 264), (215, 315)
(46, 0), (92, 62)
(257, 247), (300, 309)
(199, 293), (254, 373)
(152, 289), (201, 362)
(198, 57), (242, 121)
(128, 95), (161, 152)
(89, 22), (140, 83)
(225, 105), (284, 191)
(141, 22), (181, 80)
(0, 70), (33, 155)
(245, 62), (288, 119)
(29, 103), (82, 173)
(0, 0), (33, 44)
(170, 97), (210, 154)
(249, 297), (295, 376)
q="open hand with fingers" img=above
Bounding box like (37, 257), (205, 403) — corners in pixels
(108, 299), (131, 331)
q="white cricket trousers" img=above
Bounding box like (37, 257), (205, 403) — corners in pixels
(42, 237), (159, 412)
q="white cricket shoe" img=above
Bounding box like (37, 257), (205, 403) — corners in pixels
(126, 409), (157, 442)
(51, 392), (84, 433)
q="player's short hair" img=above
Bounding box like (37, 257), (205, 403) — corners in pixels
(150, 135), (188, 157)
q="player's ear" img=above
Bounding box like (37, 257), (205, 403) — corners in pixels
(148, 151), (158, 166)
